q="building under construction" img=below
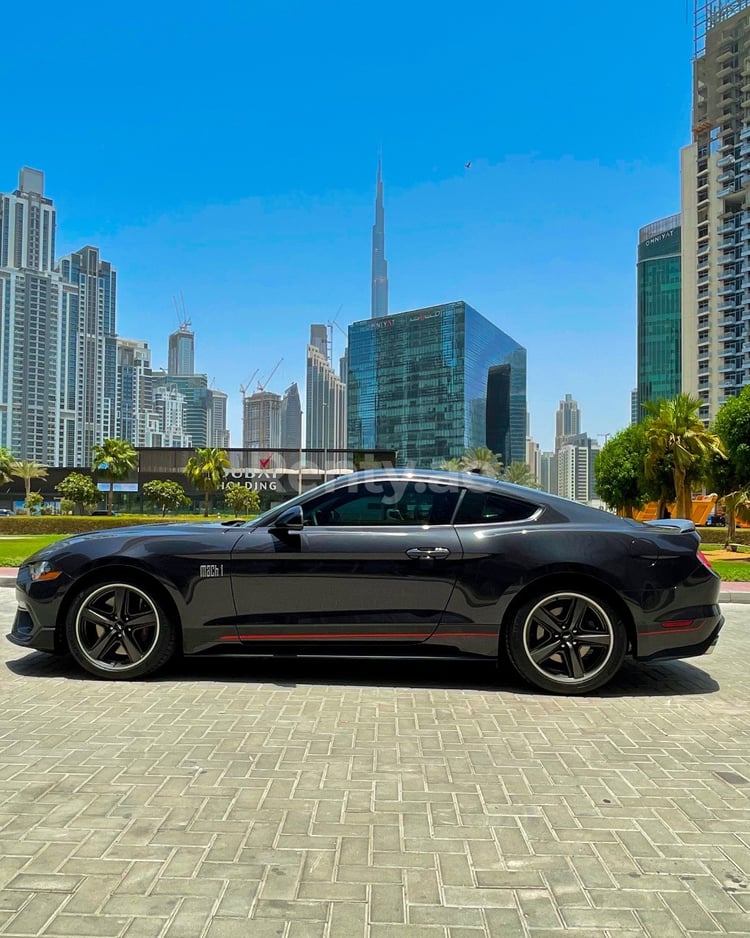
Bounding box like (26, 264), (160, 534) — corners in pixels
(681, 0), (750, 422)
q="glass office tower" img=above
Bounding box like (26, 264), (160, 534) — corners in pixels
(637, 215), (681, 418)
(347, 301), (526, 467)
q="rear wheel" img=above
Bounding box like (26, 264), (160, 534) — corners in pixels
(504, 590), (626, 695)
(65, 581), (176, 680)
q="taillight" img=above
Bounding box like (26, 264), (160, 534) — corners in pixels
(697, 550), (713, 571)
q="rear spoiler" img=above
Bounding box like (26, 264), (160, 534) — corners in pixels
(643, 518), (696, 534)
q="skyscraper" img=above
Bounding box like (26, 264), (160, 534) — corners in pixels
(243, 391), (281, 448)
(208, 389), (230, 448)
(637, 215), (682, 419)
(116, 338), (158, 447)
(168, 323), (195, 375)
(554, 394), (581, 453)
(371, 160), (388, 319)
(306, 326), (347, 471)
(58, 246), (118, 465)
(152, 372), (209, 447)
(0, 168), (66, 463)
(681, 0), (750, 422)
(280, 382), (302, 450)
(347, 301), (527, 467)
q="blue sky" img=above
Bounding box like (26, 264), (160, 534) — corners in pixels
(2, 0), (693, 451)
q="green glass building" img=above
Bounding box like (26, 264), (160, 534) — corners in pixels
(636, 215), (681, 418)
(347, 301), (527, 467)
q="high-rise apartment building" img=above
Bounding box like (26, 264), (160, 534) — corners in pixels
(347, 301), (527, 468)
(116, 338), (158, 447)
(168, 323), (195, 375)
(682, 0), (750, 422)
(58, 246), (117, 465)
(637, 216), (682, 418)
(0, 168), (66, 463)
(152, 372), (209, 447)
(540, 451), (557, 495)
(243, 391), (281, 448)
(557, 433), (600, 503)
(554, 394), (581, 452)
(371, 161), (388, 319)
(280, 382), (302, 450)
(207, 389), (230, 448)
(153, 385), (193, 447)
(306, 325), (347, 471)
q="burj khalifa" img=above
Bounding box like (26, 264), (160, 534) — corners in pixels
(371, 160), (389, 318)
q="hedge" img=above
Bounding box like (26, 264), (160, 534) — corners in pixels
(0, 515), (251, 536)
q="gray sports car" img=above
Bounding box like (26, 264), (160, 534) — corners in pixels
(7, 469), (724, 694)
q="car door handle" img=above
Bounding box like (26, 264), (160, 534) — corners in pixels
(406, 547), (451, 560)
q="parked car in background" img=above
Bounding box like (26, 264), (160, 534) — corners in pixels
(0, 509), (15, 517)
(706, 512), (726, 526)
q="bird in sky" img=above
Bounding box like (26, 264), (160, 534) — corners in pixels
(465, 161), (472, 169)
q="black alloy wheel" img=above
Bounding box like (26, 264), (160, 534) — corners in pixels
(66, 582), (176, 680)
(505, 590), (626, 695)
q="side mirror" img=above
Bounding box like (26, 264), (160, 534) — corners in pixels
(271, 505), (304, 532)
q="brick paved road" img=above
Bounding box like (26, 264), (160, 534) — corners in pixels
(0, 590), (749, 938)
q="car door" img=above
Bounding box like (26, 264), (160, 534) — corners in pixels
(228, 479), (464, 647)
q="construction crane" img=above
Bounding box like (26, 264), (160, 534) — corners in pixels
(239, 369), (260, 401)
(327, 305), (345, 364)
(172, 293), (192, 332)
(257, 358), (283, 393)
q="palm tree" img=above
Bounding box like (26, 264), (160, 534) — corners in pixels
(502, 461), (539, 488)
(0, 448), (13, 484)
(11, 459), (48, 501)
(185, 447), (231, 517)
(460, 447), (504, 479)
(720, 487), (750, 550)
(92, 439), (138, 514)
(644, 394), (725, 521)
(439, 457), (465, 472)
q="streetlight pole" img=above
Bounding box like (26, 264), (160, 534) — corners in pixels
(322, 400), (328, 482)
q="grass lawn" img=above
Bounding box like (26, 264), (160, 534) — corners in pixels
(0, 535), (68, 567)
(711, 561), (750, 581)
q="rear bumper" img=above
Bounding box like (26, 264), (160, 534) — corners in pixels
(635, 610), (724, 662)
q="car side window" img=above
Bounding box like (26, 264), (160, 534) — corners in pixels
(453, 491), (537, 525)
(303, 482), (461, 526)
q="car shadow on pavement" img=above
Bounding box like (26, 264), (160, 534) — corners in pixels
(5, 651), (720, 697)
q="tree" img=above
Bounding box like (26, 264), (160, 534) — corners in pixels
(710, 386), (750, 545)
(459, 447), (504, 478)
(91, 439), (138, 515)
(185, 447), (231, 517)
(56, 473), (100, 514)
(594, 425), (648, 518)
(0, 448), (13, 484)
(11, 459), (48, 500)
(439, 458), (464, 472)
(502, 462), (539, 488)
(224, 483), (261, 516)
(25, 491), (43, 514)
(143, 480), (189, 517)
(644, 394), (725, 520)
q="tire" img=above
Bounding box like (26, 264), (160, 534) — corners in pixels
(504, 590), (627, 695)
(65, 581), (177, 680)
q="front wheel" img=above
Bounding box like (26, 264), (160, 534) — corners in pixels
(65, 581), (176, 680)
(504, 590), (627, 695)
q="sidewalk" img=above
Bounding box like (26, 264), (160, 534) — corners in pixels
(1, 567), (748, 600)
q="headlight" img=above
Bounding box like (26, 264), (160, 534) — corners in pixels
(28, 561), (62, 582)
